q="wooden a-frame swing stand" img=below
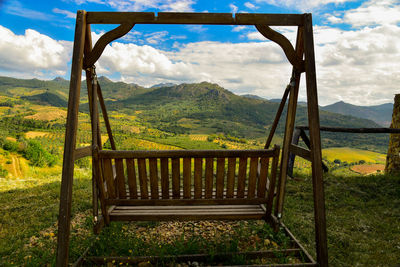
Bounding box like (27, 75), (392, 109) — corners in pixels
(56, 11), (328, 266)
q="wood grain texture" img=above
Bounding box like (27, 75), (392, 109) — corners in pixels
(216, 158), (225, 198)
(226, 158), (236, 198)
(255, 25), (304, 72)
(98, 149), (275, 159)
(115, 159), (127, 198)
(137, 158), (148, 199)
(247, 157), (258, 198)
(102, 158), (116, 199)
(74, 146), (91, 161)
(265, 146), (280, 217)
(126, 158), (138, 199)
(237, 158), (247, 198)
(275, 25), (304, 218)
(303, 13), (328, 267)
(257, 157), (269, 198)
(205, 158), (214, 199)
(97, 82), (116, 150)
(183, 158), (191, 199)
(264, 85), (290, 149)
(84, 22), (135, 68)
(172, 158), (180, 199)
(160, 158), (169, 199)
(56, 11), (87, 266)
(86, 12), (304, 26)
(194, 158), (203, 199)
(149, 158), (159, 199)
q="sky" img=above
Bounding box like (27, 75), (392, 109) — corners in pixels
(0, 0), (399, 106)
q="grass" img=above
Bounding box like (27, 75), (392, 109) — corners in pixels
(322, 147), (386, 164)
(284, 171), (400, 266)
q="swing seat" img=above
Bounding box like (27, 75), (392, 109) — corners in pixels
(96, 145), (280, 223)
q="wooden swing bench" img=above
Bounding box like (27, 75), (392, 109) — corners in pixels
(57, 11), (329, 267)
(96, 147), (280, 224)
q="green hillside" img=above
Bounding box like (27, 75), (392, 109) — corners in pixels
(321, 100), (393, 127)
(0, 76), (390, 151)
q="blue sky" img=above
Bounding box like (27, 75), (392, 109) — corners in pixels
(0, 0), (399, 105)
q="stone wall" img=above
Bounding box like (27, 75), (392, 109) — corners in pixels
(385, 94), (400, 174)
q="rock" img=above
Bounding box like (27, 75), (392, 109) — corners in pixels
(386, 94), (400, 174)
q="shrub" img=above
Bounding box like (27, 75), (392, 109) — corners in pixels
(333, 159), (341, 164)
(0, 165), (8, 177)
(3, 140), (19, 152)
(24, 140), (57, 167)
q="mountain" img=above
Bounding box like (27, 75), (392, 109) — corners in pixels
(321, 101), (393, 127)
(0, 76), (389, 151)
(86, 76), (149, 100)
(21, 91), (67, 107)
(151, 82), (176, 88)
(241, 94), (266, 100)
(104, 81), (387, 151)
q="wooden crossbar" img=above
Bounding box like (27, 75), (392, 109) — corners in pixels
(86, 12), (305, 26)
(98, 149), (276, 159)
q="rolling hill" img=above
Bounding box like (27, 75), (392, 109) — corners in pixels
(321, 101), (393, 127)
(0, 76), (390, 151)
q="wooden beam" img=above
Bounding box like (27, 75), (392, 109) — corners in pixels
(256, 25), (304, 72)
(56, 10), (86, 267)
(264, 84), (290, 149)
(98, 149), (276, 159)
(86, 12), (304, 26)
(275, 25), (304, 218)
(74, 146), (92, 161)
(303, 13), (328, 267)
(105, 199), (268, 206)
(289, 144), (311, 161)
(287, 128), (301, 177)
(96, 82), (116, 150)
(236, 13), (304, 26)
(83, 22), (134, 68)
(85, 249), (309, 265)
(297, 126), (400, 133)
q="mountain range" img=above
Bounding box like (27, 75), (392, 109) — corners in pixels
(0, 76), (392, 151)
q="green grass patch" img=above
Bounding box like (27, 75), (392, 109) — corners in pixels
(284, 172), (400, 266)
(322, 147), (386, 164)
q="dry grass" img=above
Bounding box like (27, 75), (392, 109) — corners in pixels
(189, 134), (208, 141)
(350, 164), (385, 175)
(24, 106), (67, 121)
(25, 131), (48, 139)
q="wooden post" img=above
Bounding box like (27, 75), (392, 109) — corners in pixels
(275, 26), (303, 218)
(56, 10), (87, 267)
(83, 24), (100, 224)
(303, 13), (328, 267)
(287, 128), (301, 177)
(264, 85), (290, 149)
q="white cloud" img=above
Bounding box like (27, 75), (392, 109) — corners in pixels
(5, 0), (53, 20)
(144, 31), (169, 45)
(232, 26), (248, 32)
(89, 0), (195, 12)
(255, 0), (357, 11)
(94, 39), (292, 98)
(313, 24), (400, 105)
(185, 25), (207, 33)
(53, 8), (76, 19)
(339, 0), (400, 27)
(244, 2), (258, 9)
(247, 31), (265, 40)
(229, 3), (238, 13)
(0, 26), (72, 78)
